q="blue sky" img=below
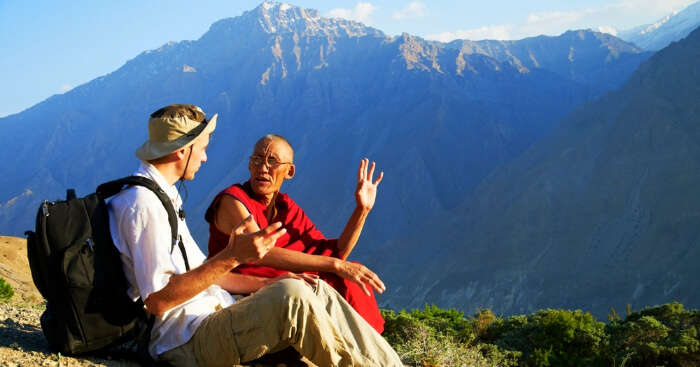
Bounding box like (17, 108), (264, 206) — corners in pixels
(0, 0), (695, 118)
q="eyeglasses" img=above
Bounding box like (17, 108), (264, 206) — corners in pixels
(249, 155), (292, 169)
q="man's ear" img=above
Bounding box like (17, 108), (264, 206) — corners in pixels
(286, 164), (295, 179)
(174, 147), (188, 160)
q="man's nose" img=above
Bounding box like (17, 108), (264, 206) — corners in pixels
(258, 162), (270, 173)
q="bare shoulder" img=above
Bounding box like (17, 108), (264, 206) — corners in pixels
(215, 195), (257, 232)
(219, 195), (250, 217)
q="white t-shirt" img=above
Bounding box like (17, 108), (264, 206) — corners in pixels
(108, 161), (234, 358)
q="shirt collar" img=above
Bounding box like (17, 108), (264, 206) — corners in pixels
(136, 161), (182, 208)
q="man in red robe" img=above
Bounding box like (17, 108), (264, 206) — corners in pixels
(205, 134), (386, 333)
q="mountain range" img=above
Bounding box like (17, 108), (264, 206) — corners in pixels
(2, 2), (691, 318)
(374, 25), (700, 318)
(618, 0), (700, 50)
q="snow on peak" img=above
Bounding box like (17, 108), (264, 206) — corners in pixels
(597, 26), (618, 36)
(618, 1), (700, 50)
(248, 1), (381, 38)
(202, 2), (385, 41)
(640, 12), (676, 35)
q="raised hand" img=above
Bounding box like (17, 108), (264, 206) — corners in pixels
(226, 216), (286, 264)
(355, 158), (384, 211)
(335, 260), (386, 296)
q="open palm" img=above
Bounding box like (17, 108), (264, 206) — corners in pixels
(355, 158), (384, 211)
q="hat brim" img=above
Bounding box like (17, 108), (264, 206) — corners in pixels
(135, 114), (217, 161)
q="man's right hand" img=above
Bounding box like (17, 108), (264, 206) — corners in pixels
(225, 216), (286, 264)
(334, 260), (386, 296)
(145, 214), (285, 316)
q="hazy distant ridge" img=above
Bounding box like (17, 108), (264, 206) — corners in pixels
(618, 1), (700, 50)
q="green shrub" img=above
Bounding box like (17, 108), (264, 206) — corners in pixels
(384, 305), (473, 340)
(473, 308), (498, 338)
(392, 321), (496, 367)
(382, 306), (515, 366)
(0, 277), (14, 303)
(607, 302), (700, 366)
(382, 302), (700, 367)
(480, 309), (607, 366)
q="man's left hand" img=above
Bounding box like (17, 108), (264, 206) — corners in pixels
(335, 260), (385, 296)
(355, 158), (384, 211)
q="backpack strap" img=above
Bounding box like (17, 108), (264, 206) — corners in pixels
(97, 176), (190, 271)
(96, 176), (190, 359)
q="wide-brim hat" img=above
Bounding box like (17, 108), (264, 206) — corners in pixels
(135, 104), (217, 161)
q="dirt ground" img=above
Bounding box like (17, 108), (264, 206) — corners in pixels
(0, 236), (140, 366)
(0, 236), (42, 306)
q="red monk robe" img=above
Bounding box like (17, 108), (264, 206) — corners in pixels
(205, 182), (385, 334)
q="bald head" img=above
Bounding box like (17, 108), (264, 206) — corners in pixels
(249, 134), (296, 198)
(253, 134), (294, 162)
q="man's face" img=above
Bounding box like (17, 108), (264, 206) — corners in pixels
(183, 134), (210, 180)
(248, 138), (294, 196)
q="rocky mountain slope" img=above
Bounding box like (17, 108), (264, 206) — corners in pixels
(446, 29), (648, 96)
(374, 26), (700, 319)
(0, 2), (648, 247)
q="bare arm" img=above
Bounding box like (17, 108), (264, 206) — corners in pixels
(336, 158), (384, 259)
(214, 194), (386, 295)
(336, 207), (370, 260)
(215, 195), (339, 272)
(144, 217), (286, 315)
(260, 247), (385, 295)
(217, 271), (320, 294)
(214, 195), (259, 236)
(216, 272), (269, 294)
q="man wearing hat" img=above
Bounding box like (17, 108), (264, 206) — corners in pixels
(108, 104), (403, 366)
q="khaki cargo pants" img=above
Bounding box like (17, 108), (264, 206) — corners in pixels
(160, 279), (403, 366)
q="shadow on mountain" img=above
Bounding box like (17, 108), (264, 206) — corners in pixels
(374, 26), (700, 319)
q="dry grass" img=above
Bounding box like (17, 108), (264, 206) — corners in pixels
(0, 236), (42, 305)
(393, 323), (504, 367)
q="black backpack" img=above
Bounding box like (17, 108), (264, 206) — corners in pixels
(25, 176), (189, 360)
